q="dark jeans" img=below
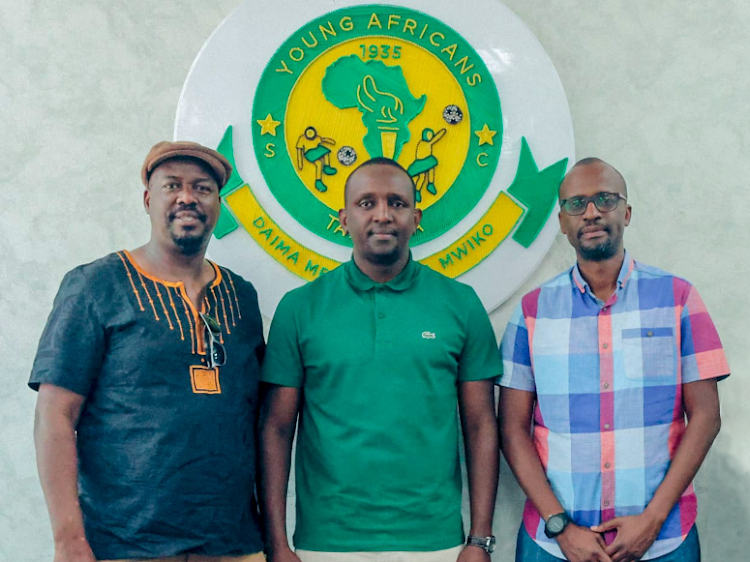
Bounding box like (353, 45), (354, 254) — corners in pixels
(515, 524), (700, 562)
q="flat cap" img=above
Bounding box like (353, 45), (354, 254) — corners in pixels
(141, 140), (233, 188)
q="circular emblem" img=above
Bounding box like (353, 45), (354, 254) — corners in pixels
(175, 0), (575, 316)
(252, 7), (502, 242)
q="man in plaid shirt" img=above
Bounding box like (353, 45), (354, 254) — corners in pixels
(498, 158), (729, 562)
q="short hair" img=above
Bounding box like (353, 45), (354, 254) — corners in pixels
(344, 157), (417, 205)
(558, 157), (628, 199)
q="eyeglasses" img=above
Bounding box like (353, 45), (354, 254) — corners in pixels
(199, 312), (226, 369)
(559, 192), (627, 216)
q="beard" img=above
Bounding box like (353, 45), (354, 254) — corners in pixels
(577, 225), (620, 261)
(171, 232), (206, 255)
(365, 248), (402, 265)
(168, 206), (209, 255)
(579, 239), (617, 261)
(360, 229), (405, 266)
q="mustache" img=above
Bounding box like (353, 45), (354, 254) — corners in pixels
(577, 221), (610, 239)
(168, 204), (207, 222)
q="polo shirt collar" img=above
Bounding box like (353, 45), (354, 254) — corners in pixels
(345, 254), (419, 292)
(572, 250), (634, 295)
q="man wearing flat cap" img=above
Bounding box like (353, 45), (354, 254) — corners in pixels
(30, 141), (265, 562)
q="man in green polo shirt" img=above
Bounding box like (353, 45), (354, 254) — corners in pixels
(259, 158), (500, 562)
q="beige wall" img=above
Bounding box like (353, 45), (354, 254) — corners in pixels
(1, 1), (747, 560)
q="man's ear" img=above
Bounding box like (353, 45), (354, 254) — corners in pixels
(413, 208), (423, 233)
(338, 208), (348, 234)
(143, 188), (151, 213)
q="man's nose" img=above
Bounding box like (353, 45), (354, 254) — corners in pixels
(374, 200), (392, 221)
(581, 199), (602, 220)
(177, 186), (198, 205)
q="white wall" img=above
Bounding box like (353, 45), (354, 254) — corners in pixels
(1, 1), (747, 560)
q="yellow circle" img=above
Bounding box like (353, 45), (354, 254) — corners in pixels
(285, 36), (470, 211)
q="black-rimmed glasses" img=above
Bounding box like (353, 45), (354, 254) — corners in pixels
(199, 312), (226, 369)
(560, 192), (627, 216)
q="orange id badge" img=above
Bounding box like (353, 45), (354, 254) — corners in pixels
(190, 366), (221, 394)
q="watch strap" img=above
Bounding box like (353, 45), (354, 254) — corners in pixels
(465, 535), (495, 553)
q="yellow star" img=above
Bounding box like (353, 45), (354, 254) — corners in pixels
(257, 114), (281, 136)
(474, 124), (497, 146)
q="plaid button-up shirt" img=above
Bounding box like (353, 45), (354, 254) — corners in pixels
(498, 253), (729, 560)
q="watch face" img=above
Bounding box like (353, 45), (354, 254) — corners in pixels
(547, 515), (565, 533)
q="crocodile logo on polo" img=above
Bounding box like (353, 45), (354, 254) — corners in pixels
(205, 4), (569, 288)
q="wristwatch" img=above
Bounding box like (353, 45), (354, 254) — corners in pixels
(465, 535), (496, 553)
(544, 512), (572, 538)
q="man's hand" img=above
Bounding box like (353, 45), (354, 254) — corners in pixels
(266, 545), (302, 562)
(591, 513), (662, 562)
(53, 536), (97, 562)
(456, 545), (490, 562)
(556, 523), (612, 562)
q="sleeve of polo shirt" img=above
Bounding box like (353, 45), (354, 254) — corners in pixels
(28, 268), (106, 396)
(496, 302), (535, 392)
(260, 291), (304, 388)
(457, 288), (502, 382)
(680, 284), (730, 383)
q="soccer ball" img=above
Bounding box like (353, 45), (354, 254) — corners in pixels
(443, 105), (463, 125)
(337, 146), (357, 166)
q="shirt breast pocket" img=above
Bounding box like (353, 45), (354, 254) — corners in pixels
(622, 327), (676, 379)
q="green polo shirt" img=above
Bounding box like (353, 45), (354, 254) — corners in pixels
(261, 258), (500, 552)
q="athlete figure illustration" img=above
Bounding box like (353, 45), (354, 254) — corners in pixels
(407, 127), (446, 203)
(296, 126), (337, 192)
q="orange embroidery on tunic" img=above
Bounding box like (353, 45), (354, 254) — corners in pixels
(117, 251), (237, 357)
(166, 287), (185, 342)
(117, 252), (145, 312)
(152, 280), (174, 330)
(178, 291), (197, 354)
(209, 288), (225, 344)
(225, 270), (242, 319)
(210, 287), (220, 324)
(222, 277), (237, 328)
(135, 269), (160, 321)
(216, 285), (231, 336)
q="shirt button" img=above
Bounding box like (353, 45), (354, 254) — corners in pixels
(604, 462), (611, 469)
(377, 312), (385, 319)
(604, 423), (610, 430)
(602, 343), (609, 349)
(647, 330), (654, 337)
(603, 382), (610, 389)
(604, 501), (610, 507)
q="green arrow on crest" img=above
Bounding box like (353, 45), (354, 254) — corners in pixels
(507, 137), (568, 248)
(213, 126), (244, 239)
